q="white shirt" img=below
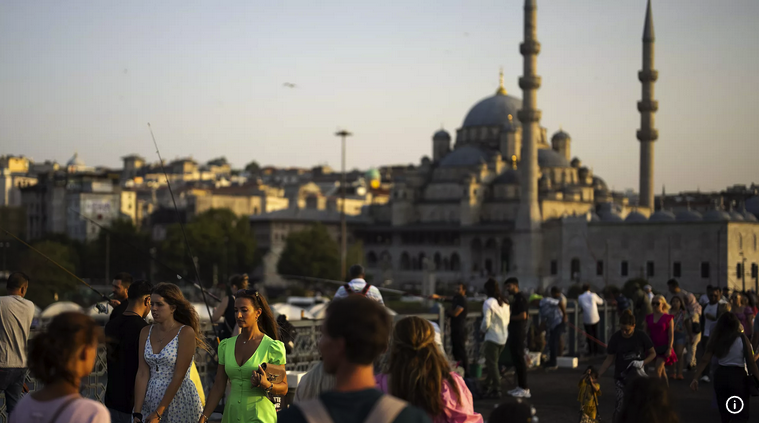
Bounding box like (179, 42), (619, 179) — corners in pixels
(333, 279), (384, 304)
(718, 337), (747, 368)
(703, 302), (719, 337)
(0, 295), (35, 368)
(578, 291), (604, 325)
(480, 297), (510, 345)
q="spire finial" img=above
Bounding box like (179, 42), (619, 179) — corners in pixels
(643, 0), (655, 42)
(496, 68), (507, 95)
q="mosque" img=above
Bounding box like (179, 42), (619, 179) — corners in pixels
(359, 0), (759, 294)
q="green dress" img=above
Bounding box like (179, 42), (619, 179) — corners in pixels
(219, 335), (286, 423)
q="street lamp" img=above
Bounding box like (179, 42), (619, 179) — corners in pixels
(335, 129), (352, 281)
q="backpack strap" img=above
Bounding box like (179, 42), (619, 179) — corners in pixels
(49, 396), (80, 423)
(361, 284), (372, 296)
(297, 399), (334, 423)
(364, 394), (408, 423)
(343, 283), (354, 294)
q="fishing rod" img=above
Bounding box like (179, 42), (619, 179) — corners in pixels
(0, 227), (111, 302)
(148, 123), (221, 346)
(280, 274), (407, 295)
(68, 207), (221, 302)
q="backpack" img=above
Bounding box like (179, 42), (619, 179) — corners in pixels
(344, 282), (372, 297)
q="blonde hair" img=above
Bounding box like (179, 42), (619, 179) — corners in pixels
(653, 294), (671, 312)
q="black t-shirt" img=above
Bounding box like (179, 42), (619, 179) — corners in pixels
(279, 389), (431, 423)
(449, 294), (468, 331)
(606, 330), (654, 380)
(109, 300), (128, 321)
(508, 292), (528, 330)
(104, 313), (148, 413)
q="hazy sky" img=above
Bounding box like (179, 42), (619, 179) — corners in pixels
(1, 0), (757, 193)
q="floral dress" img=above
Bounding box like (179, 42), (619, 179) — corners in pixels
(142, 325), (203, 423)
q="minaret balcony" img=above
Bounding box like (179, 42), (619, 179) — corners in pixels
(518, 76), (542, 90)
(520, 40), (541, 56)
(517, 109), (542, 123)
(636, 128), (659, 142)
(638, 69), (659, 82)
(637, 100), (659, 112)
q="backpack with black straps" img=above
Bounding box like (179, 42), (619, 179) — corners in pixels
(344, 282), (372, 297)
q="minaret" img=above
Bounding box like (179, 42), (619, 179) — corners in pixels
(516, 0), (542, 232)
(637, 0), (658, 210)
(514, 0), (543, 286)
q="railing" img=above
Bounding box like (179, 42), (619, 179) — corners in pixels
(0, 302), (618, 422)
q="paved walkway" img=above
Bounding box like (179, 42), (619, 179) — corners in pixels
(474, 357), (759, 422)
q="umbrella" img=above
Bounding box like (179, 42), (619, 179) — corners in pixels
(271, 303), (314, 321)
(41, 302), (83, 319)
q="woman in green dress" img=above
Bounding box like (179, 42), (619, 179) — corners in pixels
(199, 290), (288, 423)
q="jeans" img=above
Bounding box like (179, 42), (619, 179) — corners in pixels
(109, 408), (134, 423)
(0, 368), (26, 415)
(450, 326), (469, 378)
(584, 323), (600, 356)
(508, 323), (528, 389)
(547, 323), (566, 366)
(483, 340), (505, 393)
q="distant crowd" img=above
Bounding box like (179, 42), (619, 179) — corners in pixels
(1, 268), (758, 423)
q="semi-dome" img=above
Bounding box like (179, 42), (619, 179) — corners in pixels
(649, 210), (676, 222)
(552, 130), (571, 140)
(593, 176), (609, 192)
(462, 93), (522, 128)
(743, 211), (758, 222)
(493, 169), (519, 185)
(538, 148), (571, 168)
(625, 211), (648, 222)
(703, 209), (731, 221)
(439, 145), (493, 167)
(599, 211), (623, 222)
(729, 211), (745, 221)
(676, 210), (703, 222)
(433, 129), (451, 141)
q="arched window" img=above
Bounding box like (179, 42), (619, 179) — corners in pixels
(501, 238), (513, 273)
(451, 253), (461, 271)
(434, 252), (442, 270)
(418, 252), (426, 270)
(471, 238), (483, 272)
(443, 258), (450, 271)
(570, 258), (581, 280)
(366, 252), (378, 268)
(400, 252), (410, 270)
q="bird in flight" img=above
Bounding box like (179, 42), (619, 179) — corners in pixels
(283, 83), (297, 88)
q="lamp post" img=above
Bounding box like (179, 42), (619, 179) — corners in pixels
(335, 129), (352, 280)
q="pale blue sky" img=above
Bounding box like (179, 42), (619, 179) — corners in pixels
(1, 0), (757, 192)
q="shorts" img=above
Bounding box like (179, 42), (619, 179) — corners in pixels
(674, 331), (686, 346)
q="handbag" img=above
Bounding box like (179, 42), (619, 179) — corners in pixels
(741, 334), (759, 397)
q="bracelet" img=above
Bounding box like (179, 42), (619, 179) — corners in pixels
(264, 383), (274, 395)
(199, 415), (209, 422)
(156, 411), (163, 421)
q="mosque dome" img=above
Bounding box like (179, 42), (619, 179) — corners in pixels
(493, 169), (519, 185)
(365, 168), (381, 181)
(538, 148), (571, 168)
(593, 176), (609, 193)
(743, 211), (758, 222)
(625, 211), (648, 222)
(703, 209), (731, 221)
(433, 129), (451, 141)
(462, 73), (522, 128)
(599, 211), (623, 222)
(66, 152), (84, 167)
(729, 211), (745, 221)
(676, 210), (703, 222)
(439, 145), (492, 167)
(649, 210), (676, 222)
(552, 130), (571, 141)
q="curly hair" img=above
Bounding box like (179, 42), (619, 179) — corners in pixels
(152, 282), (210, 352)
(28, 312), (104, 385)
(386, 316), (460, 417)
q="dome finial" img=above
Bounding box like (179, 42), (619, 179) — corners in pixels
(496, 68), (507, 95)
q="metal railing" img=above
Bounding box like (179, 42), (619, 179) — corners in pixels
(0, 302), (618, 422)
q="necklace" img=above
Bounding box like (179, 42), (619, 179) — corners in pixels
(156, 323), (178, 344)
(241, 334), (262, 345)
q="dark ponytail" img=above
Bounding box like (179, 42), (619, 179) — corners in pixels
(484, 278), (504, 306)
(237, 291), (279, 340)
(28, 312), (103, 386)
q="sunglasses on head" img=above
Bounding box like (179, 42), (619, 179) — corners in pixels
(236, 289), (260, 298)
(652, 301), (660, 305)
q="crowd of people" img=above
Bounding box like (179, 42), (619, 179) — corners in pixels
(2, 266), (759, 423)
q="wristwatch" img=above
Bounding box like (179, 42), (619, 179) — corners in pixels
(132, 413), (143, 422)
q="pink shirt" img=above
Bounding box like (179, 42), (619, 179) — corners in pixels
(9, 394), (109, 423)
(375, 372), (483, 423)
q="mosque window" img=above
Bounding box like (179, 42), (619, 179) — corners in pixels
(550, 260), (558, 275)
(752, 263), (758, 279)
(673, 262), (682, 278)
(621, 261), (629, 277)
(701, 262), (710, 279)
(366, 252), (378, 268)
(736, 263), (743, 278)
(570, 258), (580, 280)
(400, 252), (411, 270)
(451, 253), (461, 271)
(647, 261), (655, 278)
(596, 261), (604, 276)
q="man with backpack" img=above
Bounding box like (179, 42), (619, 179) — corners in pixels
(279, 296), (430, 423)
(333, 265), (384, 304)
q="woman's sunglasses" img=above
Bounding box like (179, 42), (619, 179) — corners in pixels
(651, 301), (660, 306)
(236, 289), (260, 298)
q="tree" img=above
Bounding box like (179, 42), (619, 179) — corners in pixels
(244, 161), (261, 176)
(158, 208), (258, 287)
(17, 240), (80, 308)
(277, 223), (340, 281)
(85, 219), (153, 280)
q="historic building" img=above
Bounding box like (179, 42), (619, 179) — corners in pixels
(358, 0), (759, 294)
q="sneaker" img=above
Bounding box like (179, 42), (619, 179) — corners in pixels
(511, 388), (532, 398)
(507, 387), (520, 395)
(700, 375), (711, 383)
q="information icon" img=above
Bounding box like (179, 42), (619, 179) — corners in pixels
(726, 396), (744, 414)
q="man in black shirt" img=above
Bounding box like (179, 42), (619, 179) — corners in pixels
(504, 277), (530, 398)
(432, 283), (469, 377)
(279, 296), (430, 423)
(108, 272), (133, 321)
(105, 280), (152, 423)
